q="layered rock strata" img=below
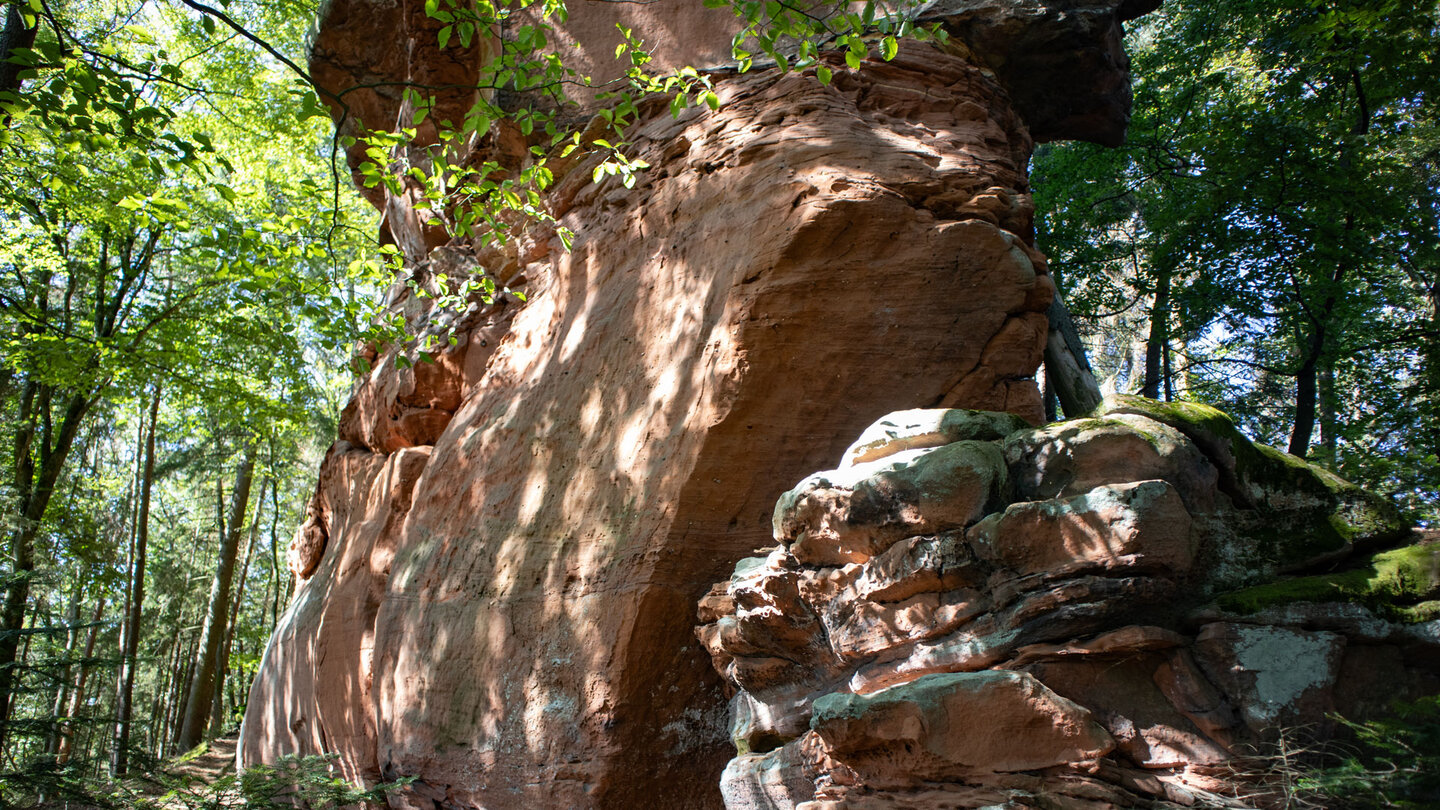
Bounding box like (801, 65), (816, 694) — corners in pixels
(242, 1), (1169, 807)
(698, 397), (1437, 808)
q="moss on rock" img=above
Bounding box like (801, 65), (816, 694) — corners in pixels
(1096, 395), (1408, 564)
(1213, 542), (1440, 623)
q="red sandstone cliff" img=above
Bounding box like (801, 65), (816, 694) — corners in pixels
(239, 2), (1170, 807)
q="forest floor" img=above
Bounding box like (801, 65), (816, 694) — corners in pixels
(164, 731), (238, 786)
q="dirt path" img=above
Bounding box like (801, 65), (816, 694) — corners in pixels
(165, 731), (238, 786)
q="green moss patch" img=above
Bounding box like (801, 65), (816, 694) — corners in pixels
(1214, 542), (1440, 623)
(1098, 395), (1408, 557)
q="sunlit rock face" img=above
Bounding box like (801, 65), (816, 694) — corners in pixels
(240, 1), (1163, 807)
(700, 399), (1433, 809)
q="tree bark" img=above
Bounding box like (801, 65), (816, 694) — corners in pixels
(55, 597), (104, 766)
(110, 388), (159, 775)
(211, 476), (265, 733)
(46, 583), (82, 756)
(1418, 266), (1440, 456)
(176, 447), (255, 750)
(1163, 340), (1175, 401)
(1142, 267), (1172, 399)
(1289, 352), (1319, 458)
(0, 389), (91, 749)
(269, 482), (282, 629)
(1044, 294), (1104, 417)
(0, 4), (39, 102)
(1318, 360), (1338, 468)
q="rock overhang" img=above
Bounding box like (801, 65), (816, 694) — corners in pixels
(307, 0), (1164, 170)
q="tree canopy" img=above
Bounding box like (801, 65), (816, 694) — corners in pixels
(1034, 0), (1440, 518)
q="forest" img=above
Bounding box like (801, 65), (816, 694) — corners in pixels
(0, 0), (1436, 806)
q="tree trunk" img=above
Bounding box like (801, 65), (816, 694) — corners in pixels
(55, 597), (104, 766)
(1289, 351), (1319, 458)
(176, 447), (255, 750)
(1163, 340), (1175, 401)
(0, 389), (91, 749)
(0, 4), (39, 102)
(46, 584), (83, 756)
(1318, 360), (1338, 468)
(164, 519), (205, 750)
(1424, 273), (1440, 454)
(211, 476), (265, 733)
(111, 388), (160, 775)
(1044, 294), (1104, 417)
(1142, 267), (1172, 399)
(269, 482), (283, 629)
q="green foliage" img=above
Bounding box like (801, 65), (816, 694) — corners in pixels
(1298, 697), (1440, 808)
(0, 0), (380, 787)
(1033, 0), (1440, 519)
(707, 0), (943, 75)
(127, 754), (412, 810)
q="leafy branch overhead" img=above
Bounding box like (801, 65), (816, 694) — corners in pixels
(314, 0), (944, 368)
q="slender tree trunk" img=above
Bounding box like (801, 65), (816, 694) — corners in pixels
(1422, 272), (1440, 454)
(177, 448), (255, 750)
(1142, 267), (1172, 399)
(1318, 361), (1338, 468)
(164, 519), (205, 750)
(1044, 294), (1104, 417)
(0, 391), (91, 749)
(270, 478), (283, 625)
(161, 628), (188, 750)
(111, 389), (160, 776)
(55, 597), (104, 766)
(1289, 351), (1319, 458)
(211, 477), (265, 732)
(1163, 340), (1175, 401)
(46, 584), (83, 755)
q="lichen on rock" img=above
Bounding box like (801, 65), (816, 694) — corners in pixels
(697, 400), (1434, 807)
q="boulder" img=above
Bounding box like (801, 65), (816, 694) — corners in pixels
(236, 0), (1376, 804)
(776, 442), (1009, 566)
(250, 30), (1075, 804)
(840, 409), (1034, 468)
(1100, 395), (1408, 559)
(699, 401), (1432, 808)
(1003, 412), (1221, 512)
(1192, 623), (1346, 739)
(720, 737), (822, 810)
(810, 671), (1114, 779)
(966, 479), (1195, 579)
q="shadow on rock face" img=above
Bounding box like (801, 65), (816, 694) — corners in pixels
(242, 2), (1171, 808)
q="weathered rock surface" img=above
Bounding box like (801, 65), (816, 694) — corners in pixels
(238, 1), (1225, 807)
(697, 400), (1432, 808)
(810, 671), (1114, 779)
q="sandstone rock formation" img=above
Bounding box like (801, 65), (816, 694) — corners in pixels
(240, 1), (1181, 807)
(698, 397), (1437, 808)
